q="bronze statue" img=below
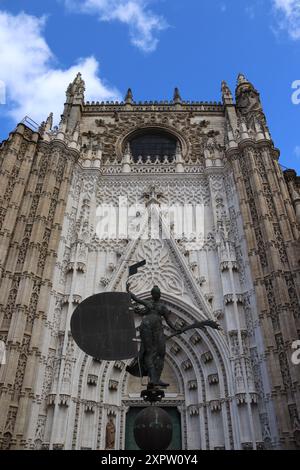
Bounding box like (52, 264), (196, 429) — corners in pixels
(126, 283), (220, 387)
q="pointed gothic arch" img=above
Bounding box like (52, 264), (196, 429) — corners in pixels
(53, 292), (238, 450)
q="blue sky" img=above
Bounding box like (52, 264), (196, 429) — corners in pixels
(0, 0), (299, 171)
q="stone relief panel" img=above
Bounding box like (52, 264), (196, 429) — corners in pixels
(96, 175), (211, 207)
(127, 238), (184, 296)
(80, 111), (226, 165)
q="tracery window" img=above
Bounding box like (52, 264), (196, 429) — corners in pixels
(129, 131), (178, 163)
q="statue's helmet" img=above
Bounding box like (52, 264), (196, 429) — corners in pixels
(151, 285), (161, 299)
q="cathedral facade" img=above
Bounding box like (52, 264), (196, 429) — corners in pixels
(0, 74), (299, 450)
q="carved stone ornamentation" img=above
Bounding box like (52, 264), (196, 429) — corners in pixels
(182, 359), (192, 371)
(0, 74), (299, 451)
(58, 394), (70, 407)
(209, 400), (222, 412)
(202, 351), (213, 364)
(84, 401), (96, 413)
(188, 380), (198, 390)
(87, 374), (98, 386)
(188, 405), (199, 417)
(170, 344), (181, 355)
(114, 360), (125, 371)
(126, 239), (184, 296)
(108, 380), (119, 391)
(208, 373), (219, 385)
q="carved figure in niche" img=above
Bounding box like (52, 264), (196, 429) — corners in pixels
(105, 417), (116, 450)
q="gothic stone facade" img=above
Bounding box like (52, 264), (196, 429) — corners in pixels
(0, 74), (299, 450)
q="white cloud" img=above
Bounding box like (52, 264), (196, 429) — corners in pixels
(294, 145), (300, 157)
(245, 5), (255, 20)
(64, 0), (167, 52)
(0, 10), (120, 126)
(272, 0), (300, 39)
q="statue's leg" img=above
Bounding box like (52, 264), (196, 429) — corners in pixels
(140, 323), (156, 384)
(152, 330), (168, 386)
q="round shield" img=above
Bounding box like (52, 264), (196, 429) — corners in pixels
(70, 292), (138, 360)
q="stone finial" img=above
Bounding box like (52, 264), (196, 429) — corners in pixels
(74, 72), (82, 83)
(73, 72), (85, 91)
(55, 115), (67, 141)
(236, 73), (258, 95)
(74, 73), (85, 98)
(235, 73), (261, 114)
(176, 141), (182, 155)
(175, 141), (184, 172)
(125, 88), (133, 104)
(221, 80), (233, 105)
(125, 143), (132, 155)
(39, 112), (53, 139)
(45, 112), (53, 131)
(58, 115), (66, 130)
(38, 121), (46, 135)
(122, 143), (132, 173)
(65, 73), (85, 103)
(237, 73), (249, 86)
(173, 87), (182, 104)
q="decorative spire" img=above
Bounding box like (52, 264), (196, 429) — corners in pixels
(74, 72), (82, 83)
(235, 73), (262, 115)
(175, 142), (184, 173)
(38, 121), (46, 135)
(221, 81), (233, 105)
(236, 73), (258, 96)
(237, 73), (248, 86)
(125, 143), (132, 155)
(45, 112), (53, 131)
(59, 114), (66, 128)
(38, 112), (53, 137)
(125, 88), (133, 104)
(122, 143), (132, 173)
(173, 87), (182, 104)
(65, 73), (85, 104)
(72, 72), (84, 92)
(74, 73), (85, 100)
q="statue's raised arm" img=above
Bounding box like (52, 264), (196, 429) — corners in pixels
(161, 305), (180, 333)
(125, 284), (221, 389)
(126, 281), (150, 309)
